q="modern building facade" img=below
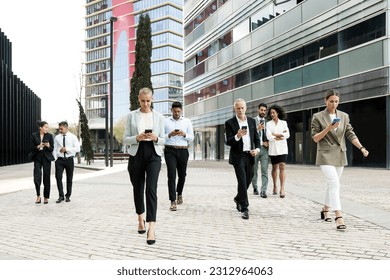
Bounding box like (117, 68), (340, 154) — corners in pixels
(0, 29), (41, 166)
(184, 0), (390, 168)
(84, 0), (184, 152)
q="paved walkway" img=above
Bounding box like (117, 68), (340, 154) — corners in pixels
(0, 160), (389, 260)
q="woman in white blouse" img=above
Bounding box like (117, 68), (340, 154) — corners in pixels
(123, 88), (165, 245)
(266, 105), (290, 198)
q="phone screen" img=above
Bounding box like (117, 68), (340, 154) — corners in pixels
(332, 118), (341, 125)
(242, 126), (247, 130)
(145, 129), (152, 133)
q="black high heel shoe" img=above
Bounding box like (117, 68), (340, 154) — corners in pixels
(335, 216), (347, 230)
(320, 208), (332, 222)
(35, 197), (41, 204)
(138, 220), (146, 234)
(146, 229), (156, 245)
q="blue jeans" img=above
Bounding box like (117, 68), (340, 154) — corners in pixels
(252, 145), (269, 193)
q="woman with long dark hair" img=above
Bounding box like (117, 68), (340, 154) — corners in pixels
(311, 89), (369, 230)
(29, 121), (55, 204)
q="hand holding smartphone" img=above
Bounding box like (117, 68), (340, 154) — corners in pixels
(331, 118), (341, 125)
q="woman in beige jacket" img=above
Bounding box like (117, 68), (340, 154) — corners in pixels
(311, 89), (369, 230)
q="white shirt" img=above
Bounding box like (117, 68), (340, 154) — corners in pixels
(54, 131), (81, 159)
(139, 111), (154, 138)
(235, 116), (251, 151)
(164, 116), (194, 146)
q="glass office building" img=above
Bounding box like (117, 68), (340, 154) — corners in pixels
(84, 0), (184, 152)
(184, 0), (390, 168)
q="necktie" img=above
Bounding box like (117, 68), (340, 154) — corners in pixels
(63, 135), (66, 158)
(261, 119), (267, 142)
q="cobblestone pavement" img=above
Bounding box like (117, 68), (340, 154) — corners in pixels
(0, 160), (389, 260)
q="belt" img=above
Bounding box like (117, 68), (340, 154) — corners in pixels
(57, 156), (73, 160)
(242, 151), (251, 154)
(165, 145), (188, 149)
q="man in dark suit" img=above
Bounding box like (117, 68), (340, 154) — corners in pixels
(225, 98), (260, 219)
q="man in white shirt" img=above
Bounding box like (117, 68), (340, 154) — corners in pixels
(164, 101), (194, 211)
(53, 121), (80, 203)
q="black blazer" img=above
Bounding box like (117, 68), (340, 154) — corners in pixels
(225, 116), (260, 165)
(29, 132), (55, 161)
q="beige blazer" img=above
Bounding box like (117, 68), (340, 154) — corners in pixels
(311, 109), (357, 166)
(123, 109), (166, 156)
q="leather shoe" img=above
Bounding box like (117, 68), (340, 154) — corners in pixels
(146, 230), (156, 245)
(233, 198), (241, 212)
(241, 210), (249, 219)
(56, 197), (64, 203)
(65, 197), (70, 202)
(260, 192), (267, 198)
(253, 188), (259, 195)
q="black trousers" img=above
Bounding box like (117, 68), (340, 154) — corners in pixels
(233, 153), (254, 212)
(55, 157), (74, 198)
(164, 146), (189, 202)
(128, 141), (161, 222)
(33, 152), (52, 198)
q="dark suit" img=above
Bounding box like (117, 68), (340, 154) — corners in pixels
(225, 117), (260, 212)
(30, 132), (55, 198)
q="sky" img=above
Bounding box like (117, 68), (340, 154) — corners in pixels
(0, 0), (85, 125)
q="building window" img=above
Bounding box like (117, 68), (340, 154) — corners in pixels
(273, 48), (303, 75)
(235, 70), (250, 88)
(339, 13), (385, 51)
(251, 61), (272, 82)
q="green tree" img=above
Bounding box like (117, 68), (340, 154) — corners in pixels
(130, 13), (153, 110)
(113, 116), (127, 146)
(76, 99), (94, 164)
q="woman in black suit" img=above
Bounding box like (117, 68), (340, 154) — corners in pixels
(30, 121), (55, 204)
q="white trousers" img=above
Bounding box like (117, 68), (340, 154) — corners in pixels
(320, 165), (344, 211)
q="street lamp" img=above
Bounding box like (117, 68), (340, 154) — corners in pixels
(104, 95), (108, 167)
(109, 16), (117, 167)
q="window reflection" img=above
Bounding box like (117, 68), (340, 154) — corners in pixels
(184, 0), (229, 36)
(184, 13), (386, 105)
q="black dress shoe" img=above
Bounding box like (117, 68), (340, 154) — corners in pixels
(253, 188), (259, 195)
(241, 210), (249, 219)
(233, 198), (241, 212)
(56, 197), (64, 203)
(65, 197), (70, 202)
(260, 192), (268, 198)
(146, 230), (156, 245)
(138, 220), (146, 234)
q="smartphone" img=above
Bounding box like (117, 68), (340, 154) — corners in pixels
(42, 140), (49, 143)
(260, 120), (264, 125)
(175, 129), (179, 132)
(241, 126), (247, 130)
(145, 129), (152, 133)
(332, 118), (341, 125)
